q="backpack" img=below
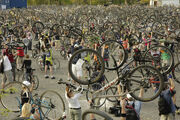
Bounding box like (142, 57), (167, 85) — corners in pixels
(126, 102), (139, 120)
(133, 48), (141, 61)
(0, 58), (4, 74)
(158, 94), (171, 115)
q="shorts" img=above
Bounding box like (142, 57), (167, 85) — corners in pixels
(45, 60), (53, 66)
(2, 70), (13, 83)
(72, 64), (82, 78)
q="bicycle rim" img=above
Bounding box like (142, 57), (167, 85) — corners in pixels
(0, 81), (30, 112)
(127, 65), (163, 102)
(82, 109), (113, 120)
(40, 90), (65, 120)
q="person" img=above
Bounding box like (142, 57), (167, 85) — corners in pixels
(65, 84), (82, 120)
(21, 54), (32, 82)
(157, 74), (176, 120)
(21, 81), (34, 106)
(55, 34), (60, 50)
(71, 44), (83, 81)
(44, 44), (55, 79)
(12, 103), (40, 120)
(16, 46), (25, 70)
(118, 85), (144, 120)
(0, 52), (13, 89)
(101, 45), (109, 68)
(3, 46), (16, 81)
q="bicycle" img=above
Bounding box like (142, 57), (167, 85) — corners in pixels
(82, 109), (113, 120)
(19, 69), (39, 90)
(68, 48), (164, 105)
(0, 81), (66, 120)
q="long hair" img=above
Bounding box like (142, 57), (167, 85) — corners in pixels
(21, 103), (31, 117)
(66, 86), (73, 98)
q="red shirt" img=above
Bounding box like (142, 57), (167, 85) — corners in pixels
(17, 47), (24, 57)
(2, 48), (15, 63)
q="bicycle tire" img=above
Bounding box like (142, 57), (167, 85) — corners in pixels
(82, 109), (113, 120)
(32, 75), (39, 90)
(86, 83), (106, 108)
(53, 58), (60, 70)
(98, 40), (126, 70)
(40, 90), (65, 120)
(68, 48), (105, 85)
(127, 65), (163, 102)
(13, 25), (24, 37)
(143, 45), (174, 74)
(32, 21), (44, 34)
(0, 81), (30, 112)
(172, 62), (180, 84)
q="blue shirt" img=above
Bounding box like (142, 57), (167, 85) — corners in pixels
(128, 101), (142, 116)
(161, 89), (176, 113)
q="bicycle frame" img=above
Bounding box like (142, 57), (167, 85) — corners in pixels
(91, 58), (135, 99)
(16, 93), (56, 120)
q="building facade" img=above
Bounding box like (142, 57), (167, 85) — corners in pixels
(150, 0), (180, 6)
(0, 0), (27, 10)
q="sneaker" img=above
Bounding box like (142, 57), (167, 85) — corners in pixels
(45, 75), (49, 78)
(51, 76), (55, 79)
(176, 109), (180, 114)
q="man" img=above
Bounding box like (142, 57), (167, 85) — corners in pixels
(44, 44), (55, 79)
(158, 74), (176, 120)
(1, 52), (13, 89)
(21, 54), (32, 82)
(118, 85), (144, 120)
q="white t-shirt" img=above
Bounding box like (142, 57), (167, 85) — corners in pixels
(65, 92), (82, 109)
(1, 56), (12, 71)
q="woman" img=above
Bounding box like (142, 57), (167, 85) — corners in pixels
(21, 54), (32, 82)
(65, 85), (83, 120)
(13, 103), (40, 120)
(21, 81), (34, 106)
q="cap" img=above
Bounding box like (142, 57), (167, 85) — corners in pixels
(126, 94), (132, 99)
(23, 81), (31, 86)
(74, 44), (79, 48)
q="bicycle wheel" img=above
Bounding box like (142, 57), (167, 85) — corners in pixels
(127, 65), (163, 102)
(144, 45), (174, 74)
(32, 21), (44, 34)
(0, 81), (30, 112)
(32, 75), (39, 90)
(13, 25), (24, 37)
(86, 83), (106, 108)
(172, 62), (180, 84)
(68, 48), (105, 85)
(98, 40), (126, 70)
(40, 90), (65, 120)
(53, 58), (60, 70)
(82, 109), (113, 120)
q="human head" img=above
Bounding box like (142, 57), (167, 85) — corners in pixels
(126, 94), (134, 101)
(22, 81), (31, 90)
(25, 54), (29, 59)
(21, 103), (32, 117)
(66, 85), (73, 98)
